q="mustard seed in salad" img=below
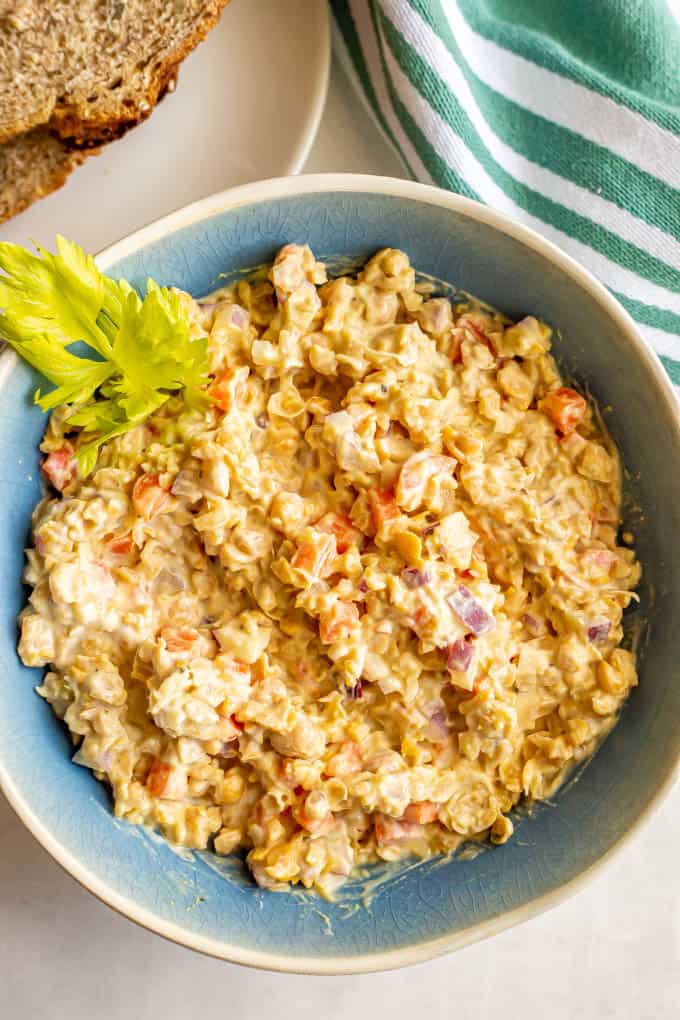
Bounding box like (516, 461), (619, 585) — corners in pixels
(19, 245), (640, 897)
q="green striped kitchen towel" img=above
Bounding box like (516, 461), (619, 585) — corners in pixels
(331, 0), (680, 385)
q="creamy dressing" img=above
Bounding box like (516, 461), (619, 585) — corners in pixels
(19, 245), (640, 898)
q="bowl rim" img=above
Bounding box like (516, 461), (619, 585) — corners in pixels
(283, 0), (331, 177)
(1, 173), (679, 974)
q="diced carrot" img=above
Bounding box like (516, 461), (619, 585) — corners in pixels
(294, 803), (334, 835)
(161, 626), (199, 652)
(396, 452), (456, 512)
(374, 815), (398, 844)
(324, 741), (362, 777)
(219, 656), (252, 677)
(403, 801), (439, 825)
(146, 759), (171, 797)
(41, 443), (77, 492)
(368, 486), (400, 532)
(292, 542), (319, 574)
(374, 814), (421, 845)
(250, 657), (267, 684)
(457, 315), (497, 355)
(540, 387), (586, 435)
(107, 533), (134, 556)
(292, 788), (334, 834)
(132, 473), (170, 520)
(319, 600), (359, 644)
(412, 605), (430, 630)
(208, 368), (246, 414)
(291, 533), (336, 578)
(315, 511), (362, 553)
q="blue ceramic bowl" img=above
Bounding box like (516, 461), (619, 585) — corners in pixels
(1, 176), (679, 973)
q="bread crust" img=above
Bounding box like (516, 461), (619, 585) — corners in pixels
(55, 68), (182, 150)
(0, 0), (229, 223)
(0, 1), (229, 146)
(0, 134), (92, 224)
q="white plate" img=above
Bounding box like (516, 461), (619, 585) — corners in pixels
(0, 0), (330, 252)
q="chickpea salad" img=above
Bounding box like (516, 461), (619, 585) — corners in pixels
(6, 241), (640, 898)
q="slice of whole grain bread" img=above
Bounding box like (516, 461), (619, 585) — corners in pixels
(0, 127), (91, 223)
(0, 0), (230, 145)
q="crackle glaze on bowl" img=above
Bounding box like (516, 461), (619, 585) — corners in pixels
(1, 176), (679, 973)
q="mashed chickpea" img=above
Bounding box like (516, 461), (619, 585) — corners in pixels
(19, 245), (640, 898)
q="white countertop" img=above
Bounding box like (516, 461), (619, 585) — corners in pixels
(2, 56), (679, 1020)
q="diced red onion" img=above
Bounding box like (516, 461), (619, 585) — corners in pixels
(199, 297), (233, 314)
(230, 304), (248, 328)
(587, 621), (611, 644)
(401, 567), (430, 589)
(427, 704), (450, 741)
(219, 742), (238, 757)
(444, 636), (474, 671)
(73, 745), (112, 771)
(448, 586), (495, 635)
(348, 681), (363, 699)
(420, 298), (452, 334)
(521, 613), (542, 636)
(154, 569), (186, 594)
(357, 577), (368, 593)
(171, 469), (199, 498)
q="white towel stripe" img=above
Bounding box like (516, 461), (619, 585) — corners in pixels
(442, 0), (680, 190)
(639, 324), (680, 361)
(383, 46), (680, 317)
(383, 0), (680, 273)
(347, 0), (434, 185)
(331, 20), (409, 176)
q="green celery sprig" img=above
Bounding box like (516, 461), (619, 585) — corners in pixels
(0, 236), (210, 475)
